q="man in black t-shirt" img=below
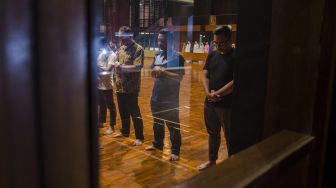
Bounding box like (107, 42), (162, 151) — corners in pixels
(199, 25), (234, 171)
(145, 28), (185, 161)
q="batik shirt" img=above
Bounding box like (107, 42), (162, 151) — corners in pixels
(114, 42), (144, 93)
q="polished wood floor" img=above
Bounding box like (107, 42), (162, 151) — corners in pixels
(99, 63), (228, 188)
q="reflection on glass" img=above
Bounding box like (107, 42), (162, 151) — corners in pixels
(97, 0), (237, 187)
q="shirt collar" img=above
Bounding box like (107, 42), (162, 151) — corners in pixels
(124, 41), (135, 51)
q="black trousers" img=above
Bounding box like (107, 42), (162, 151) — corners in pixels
(151, 101), (181, 155)
(116, 92), (144, 140)
(204, 102), (232, 161)
(98, 89), (116, 128)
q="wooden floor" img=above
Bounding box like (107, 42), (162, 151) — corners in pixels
(99, 63), (228, 188)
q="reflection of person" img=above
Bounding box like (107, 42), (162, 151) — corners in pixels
(199, 42), (205, 53)
(204, 42), (210, 53)
(113, 26), (145, 146)
(145, 28), (185, 161)
(185, 41), (191, 52)
(193, 41), (199, 53)
(209, 41), (217, 53)
(182, 42), (186, 52)
(199, 25), (234, 171)
(97, 38), (117, 134)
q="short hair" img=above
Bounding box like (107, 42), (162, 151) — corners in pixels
(213, 25), (232, 39)
(158, 28), (174, 44)
(117, 26), (133, 37)
(119, 26), (132, 33)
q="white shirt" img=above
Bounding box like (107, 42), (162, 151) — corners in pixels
(97, 50), (117, 90)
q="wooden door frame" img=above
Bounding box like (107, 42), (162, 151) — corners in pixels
(0, 0), (100, 187)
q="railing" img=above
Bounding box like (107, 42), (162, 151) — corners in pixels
(176, 130), (314, 188)
(144, 50), (208, 63)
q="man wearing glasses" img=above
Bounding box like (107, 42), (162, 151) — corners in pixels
(199, 25), (234, 170)
(112, 26), (144, 146)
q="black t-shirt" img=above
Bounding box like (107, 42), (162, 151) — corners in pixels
(151, 51), (185, 106)
(203, 50), (234, 108)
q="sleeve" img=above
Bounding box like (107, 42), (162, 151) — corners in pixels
(203, 53), (211, 70)
(150, 53), (158, 69)
(133, 47), (144, 68)
(203, 52), (212, 79)
(97, 52), (106, 68)
(107, 52), (117, 66)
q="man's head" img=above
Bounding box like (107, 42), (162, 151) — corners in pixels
(117, 26), (133, 46)
(213, 25), (232, 53)
(99, 37), (107, 48)
(157, 28), (174, 51)
(108, 40), (117, 50)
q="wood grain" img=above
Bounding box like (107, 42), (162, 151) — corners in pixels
(99, 63), (228, 188)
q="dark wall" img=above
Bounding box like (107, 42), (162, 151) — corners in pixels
(263, 0), (330, 187)
(194, 0), (239, 16)
(324, 70), (336, 188)
(219, 0), (334, 186)
(0, 0), (97, 187)
(193, 0), (211, 16)
(211, 0), (238, 15)
(194, 0), (238, 25)
(230, 0), (272, 154)
(105, 0), (130, 39)
(264, 0), (324, 136)
(0, 0), (40, 187)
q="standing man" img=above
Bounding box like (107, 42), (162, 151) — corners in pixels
(145, 28), (185, 161)
(113, 26), (144, 146)
(198, 25), (234, 170)
(97, 38), (117, 134)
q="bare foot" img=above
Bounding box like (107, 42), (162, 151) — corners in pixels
(170, 154), (179, 161)
(133, 139), (143, 146)
(198, 161), (216, 171)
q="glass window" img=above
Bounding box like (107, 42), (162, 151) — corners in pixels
(97, 0), (239, 187)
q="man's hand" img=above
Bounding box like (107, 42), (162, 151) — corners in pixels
(114, 61), (122, 73)
(207, 90), (222, 102)
(151, 66), (165, 78)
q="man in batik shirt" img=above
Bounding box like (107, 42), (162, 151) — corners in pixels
(113, 26), (144, 146)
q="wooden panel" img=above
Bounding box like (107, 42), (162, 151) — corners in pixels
(176, 131), (314, 188)
(0, 0), (40, 188)
(309, 0), (336, 186)
(168, 24), (237, 32)
(230, 0), (272, 154)
(180, 52), (208, 61)
(144, 50), (158, 58)
(145, 50), (208, 62)
(37, 0), (93, 187)
(99, 64), (229, 187)
(264, 0), (325, 136)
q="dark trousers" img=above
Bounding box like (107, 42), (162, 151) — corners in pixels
(151, 101), (181, 155)
(204, 102), (232, 161)
(98, 89), (116, 128)
(116, 92), (144, 140)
